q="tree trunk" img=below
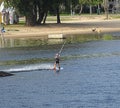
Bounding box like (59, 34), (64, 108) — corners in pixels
(89, 5), (92, 15)
(25, 15), (35, 26)
(56, 7), (61, 24)
(104, 0), (109, 19)
(79, 4), (83, 15)
(37, 4), (45, 24)
(97, 4), (100, 15)
(33, 4), (37, 24)
(43, 11), (48, 24)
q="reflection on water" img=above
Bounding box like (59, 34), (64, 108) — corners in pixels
(0, 33), (102, 67)
(0, 33), (120, 48)
(0, 34), (5, 48)
(0, 38), (49, 48)
(67, 34), (101, 44)
(1, 33), (120, 48)
(0, 33), (120, 67)
(0, 34), (101, 48)
(0, 32), (120, 67)
(48, 39), (64, 44)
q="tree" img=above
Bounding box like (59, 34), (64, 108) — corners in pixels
(50, 0), (61, 24)
(3, 0), (79, 26)
(103, 0), (108, 19)
(4, 0), (60, 25)
(78, 0), (87, 14)
(91, 0), (103, 14)
(4, 0), (36, 26)
(78, 0), (103, 14)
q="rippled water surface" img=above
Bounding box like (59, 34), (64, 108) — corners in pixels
(0, 34), (120, 108)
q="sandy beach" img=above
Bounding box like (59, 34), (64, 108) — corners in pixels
(3, 15), (120, 38)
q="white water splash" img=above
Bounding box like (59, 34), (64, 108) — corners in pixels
(4, 64), (54, 73)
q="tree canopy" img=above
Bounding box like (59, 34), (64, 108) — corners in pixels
(3, 0), (104, 26)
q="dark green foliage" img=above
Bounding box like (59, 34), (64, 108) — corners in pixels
(4, 0), (62, 25)
(3, 0), (103, 26)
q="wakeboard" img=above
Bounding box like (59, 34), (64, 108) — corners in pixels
(53, 67), (63, 71)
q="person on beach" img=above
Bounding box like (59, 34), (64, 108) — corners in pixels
(0, 23), (5, 34)
(1, 27), (5, 33)
(54, 53), (60, 70)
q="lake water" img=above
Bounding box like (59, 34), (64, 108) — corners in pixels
(0, 33), (120, 108)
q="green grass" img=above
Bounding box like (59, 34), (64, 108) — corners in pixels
(3, 14), (120, 28)
(102, 34), (113, 40)
(110, 14), (120, 19)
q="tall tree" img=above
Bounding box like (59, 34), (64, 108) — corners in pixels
(50, 0), (65, 24)
(78, 0), (103, 14)
(4, 0), (37, 26)
(103, 0), (108, 19)
(3, 0), (79, 25)
(79, 0), (87, 14)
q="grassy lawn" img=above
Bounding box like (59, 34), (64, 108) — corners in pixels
(109, 14), (120, 19)
(4, 14), (120, 29)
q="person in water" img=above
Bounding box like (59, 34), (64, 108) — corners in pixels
(54, 53), (60, 70)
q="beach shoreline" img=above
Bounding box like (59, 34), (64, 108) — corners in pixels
(3, 15), (120, 38)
